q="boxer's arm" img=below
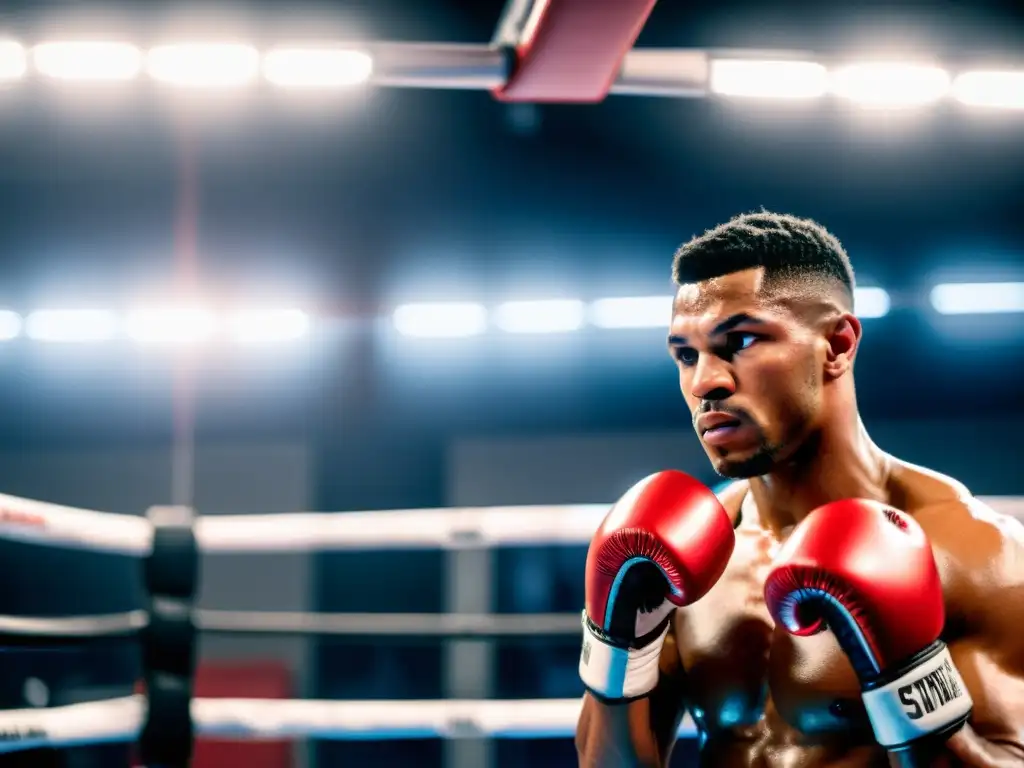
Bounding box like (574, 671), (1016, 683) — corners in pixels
(896, 498), (1024, 768)
(576, 620), (689, 768)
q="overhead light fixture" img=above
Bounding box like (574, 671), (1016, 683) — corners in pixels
(25, 309), (119, 342)
(953, 70), (1024, 110)
(392, 302), (488, 338)
(493, 299), (584, 334)
(225, 308), (311, 344)
(33, 41), (142, 82)
(709, 59), (828, 99)
(589, 296), (673, 328)
(264, 48), (373, 88)
(125, 306), (218, 345)
(0, 310), (21, 341)
(830, 62), (950, 107)
(853, 287), (891, 319)
(0, 41), (27, 81)
(147, 43), (259, 88)
(930, 282), (1024, 315)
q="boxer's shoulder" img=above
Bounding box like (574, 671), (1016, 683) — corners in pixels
(889, 457), (1024, 625)
(886, 456), (972, 512)
(888, 456), (1021, 552)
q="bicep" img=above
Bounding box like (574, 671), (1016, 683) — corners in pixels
(946, 636), (1024, 763)
(949, 608), (1024, 752)
(939, 503), (1024, 751)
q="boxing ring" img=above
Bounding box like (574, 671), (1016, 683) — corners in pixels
(0, 491), (683, 757)
(0, 491), (1021, 759)
(2, 0), (1021, 764)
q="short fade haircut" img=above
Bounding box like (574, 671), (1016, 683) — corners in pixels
(672, 211), (855, 306)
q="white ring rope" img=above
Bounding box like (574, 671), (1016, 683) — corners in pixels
(0, 695), (696, 752)
(1, 491), (1019, 557)
(0, 609), (584, 643)
(0, 491), (606, 555)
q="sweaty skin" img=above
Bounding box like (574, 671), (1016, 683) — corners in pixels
(578, 471), (1024, 767)
(576, 268), (1024, 767)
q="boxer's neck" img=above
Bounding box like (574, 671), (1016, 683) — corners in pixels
(747, 405), (891, 537)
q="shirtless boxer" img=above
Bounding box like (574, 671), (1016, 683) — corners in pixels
(575, 212), (1024, 767)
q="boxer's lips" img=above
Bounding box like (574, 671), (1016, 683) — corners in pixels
(697, 413), (743, 435)
(698, 413), (747, 446)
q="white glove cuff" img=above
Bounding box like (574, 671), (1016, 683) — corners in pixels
(861, 643), (972, 749)
(578, 612), (669, 701)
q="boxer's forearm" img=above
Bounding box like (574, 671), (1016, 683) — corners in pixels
(887, 726), (1024, 768)
(576, 691), (678, 768)
(944, 725), (1024, 767)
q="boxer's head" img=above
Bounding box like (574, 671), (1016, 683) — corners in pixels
(668, 212), (862, 478)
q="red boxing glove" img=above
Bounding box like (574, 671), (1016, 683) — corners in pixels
(579, 471), (734, 701)
(764, 499), (972, 751)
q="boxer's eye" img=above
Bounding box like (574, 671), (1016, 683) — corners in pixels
(722, 332), (759, 356)
(674, 347), (699, 366)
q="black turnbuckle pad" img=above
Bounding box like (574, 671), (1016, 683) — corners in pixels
(139, 506), (199, 767)
(140, 672), (194, 767)
(145, 506), (199, 599)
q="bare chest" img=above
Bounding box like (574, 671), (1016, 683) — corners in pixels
(673, 528), (874, 741)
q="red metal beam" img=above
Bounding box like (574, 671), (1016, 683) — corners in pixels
(494, 0), (659, 103)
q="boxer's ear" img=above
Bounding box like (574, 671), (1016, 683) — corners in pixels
(823, 313), (860, 378)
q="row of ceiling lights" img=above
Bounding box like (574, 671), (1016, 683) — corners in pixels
(0, 282), (1016, 344)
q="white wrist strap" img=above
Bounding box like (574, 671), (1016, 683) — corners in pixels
(578, 612), (669, 701)
(861, 644), (972, 749)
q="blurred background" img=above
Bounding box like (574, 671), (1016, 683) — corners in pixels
(0, 0), (1021, 766)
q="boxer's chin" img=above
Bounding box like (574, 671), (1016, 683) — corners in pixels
(711, 445), (778, 479)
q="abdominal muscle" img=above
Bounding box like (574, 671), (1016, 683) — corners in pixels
(693, 708), (889, 768)
(671, 495), (889, 768)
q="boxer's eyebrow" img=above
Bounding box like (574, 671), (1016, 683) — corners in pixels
(667, 313), (767, 348)
(710, 312), (765, 336)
